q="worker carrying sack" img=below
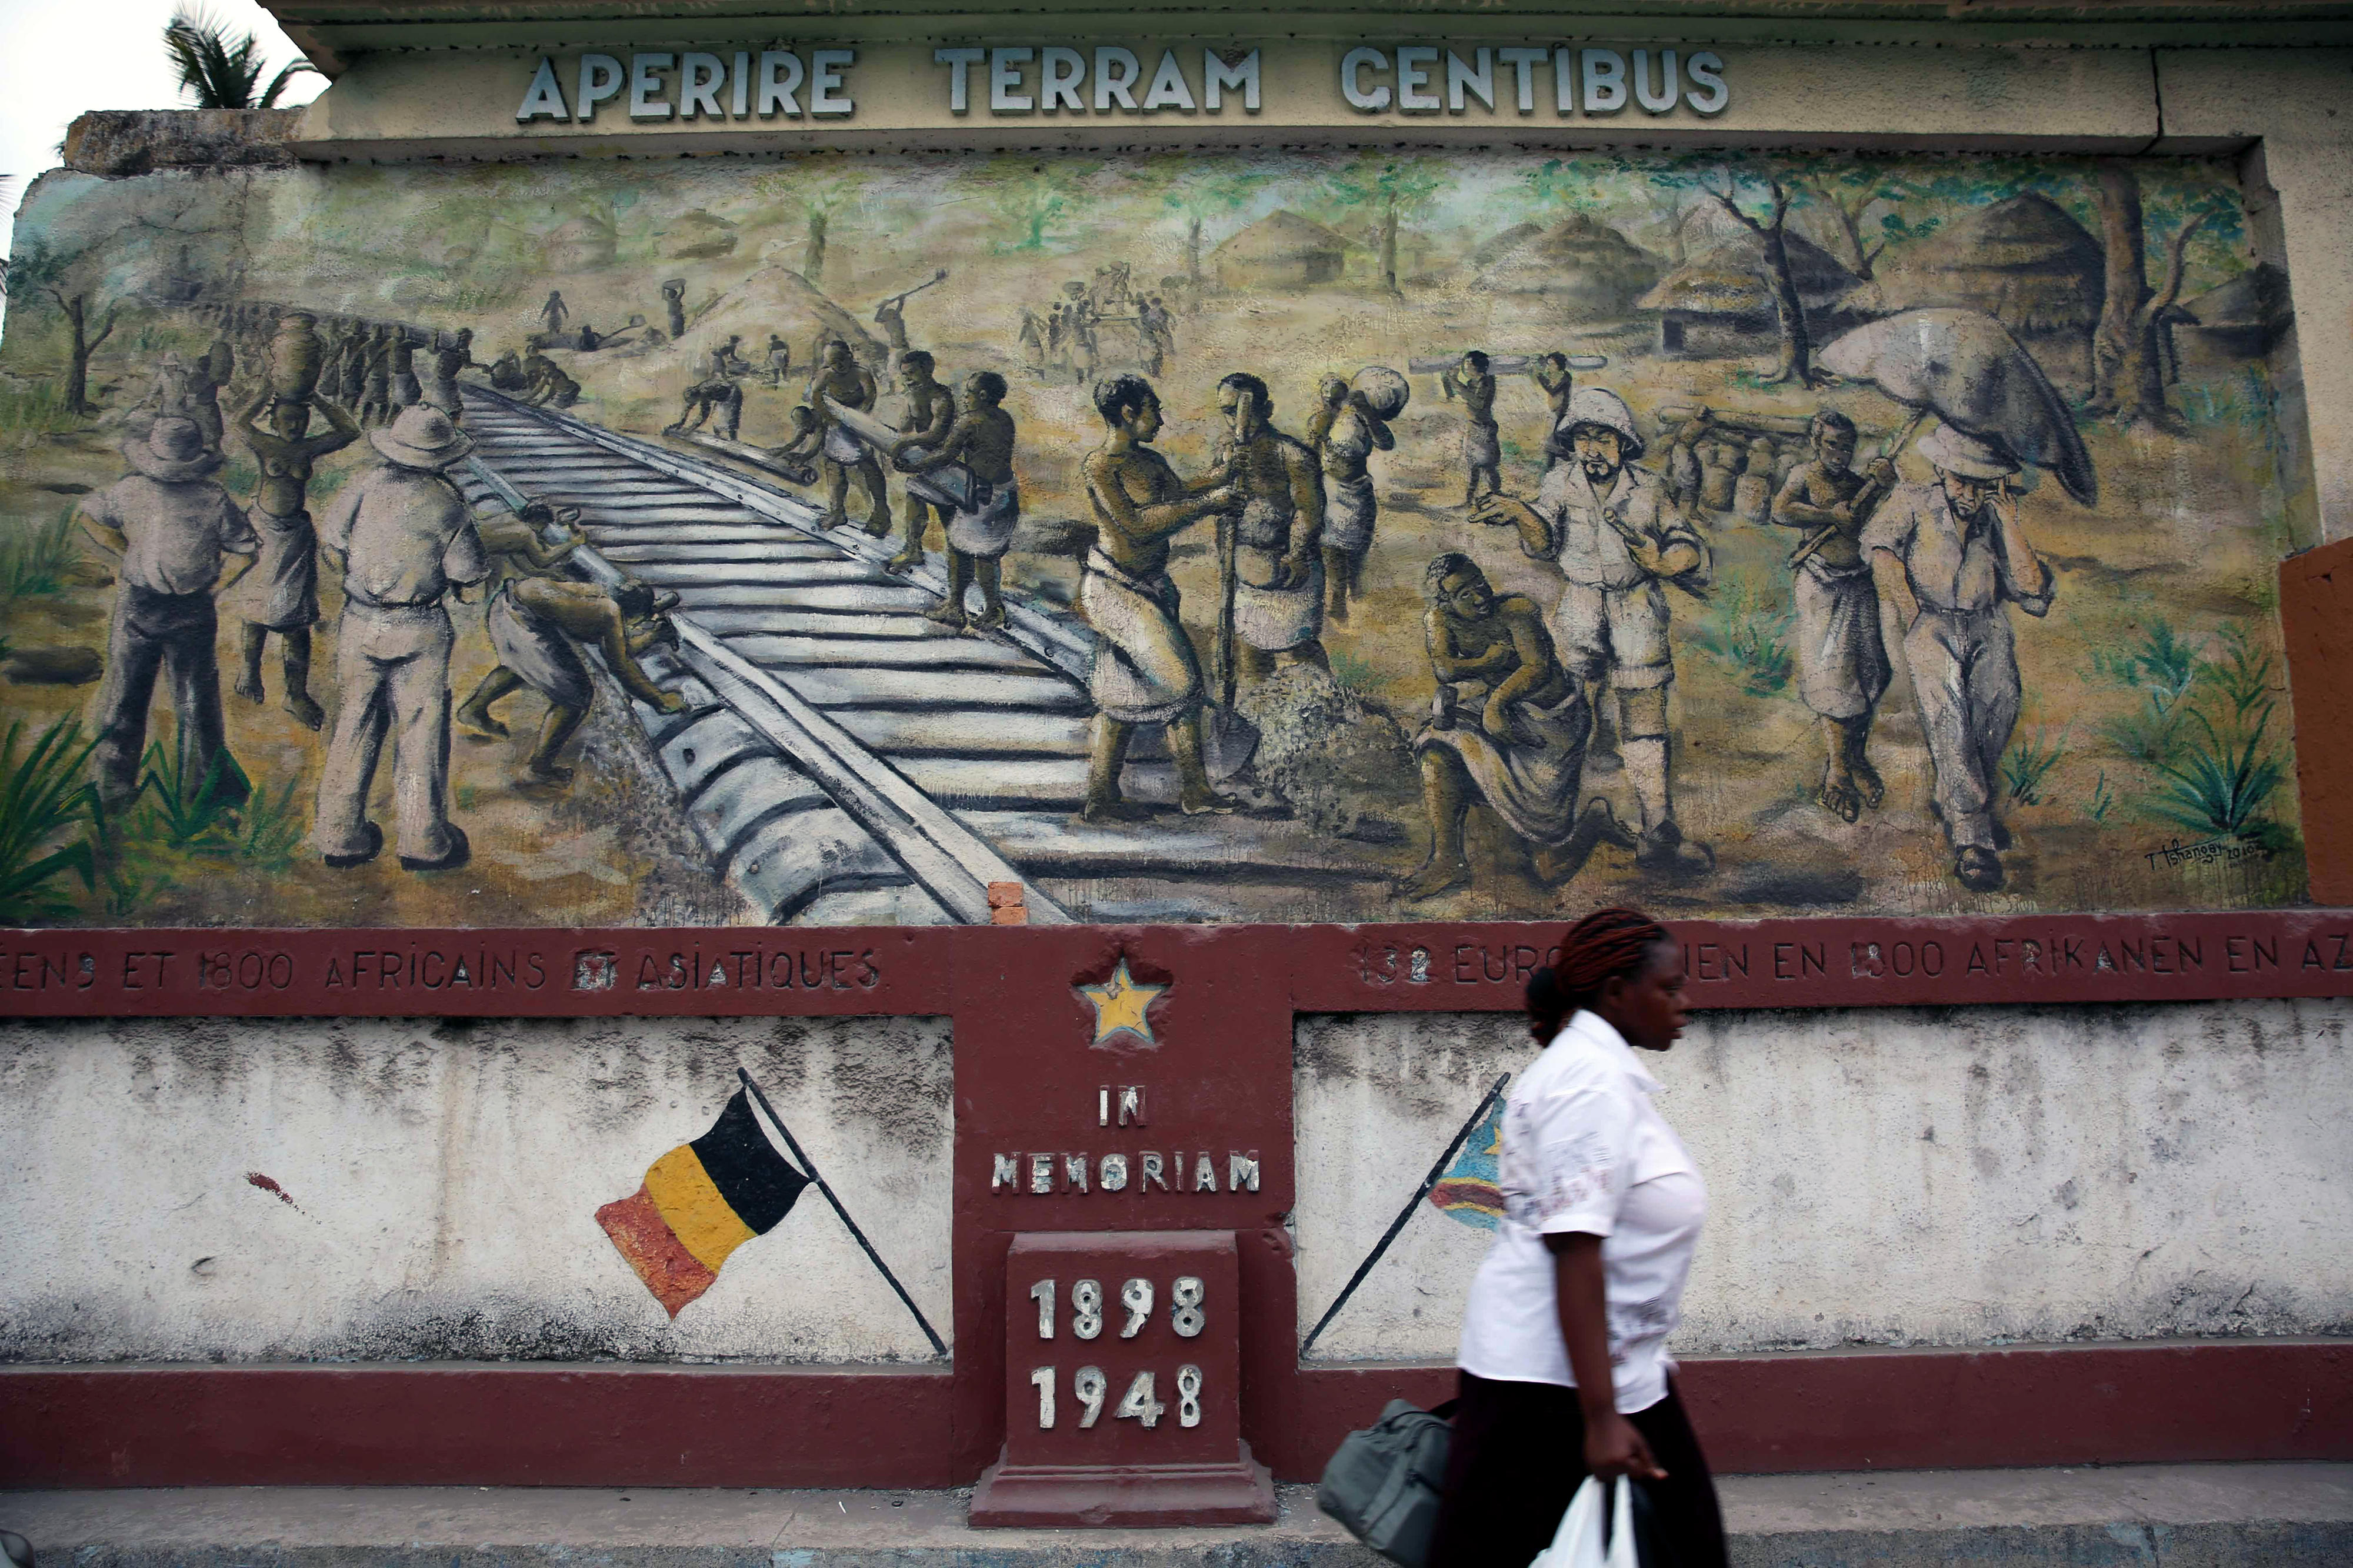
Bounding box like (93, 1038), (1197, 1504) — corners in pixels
(1316, 1397), (1457, 1567)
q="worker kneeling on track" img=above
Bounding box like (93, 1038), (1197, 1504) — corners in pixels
(457, 576), (686, 783)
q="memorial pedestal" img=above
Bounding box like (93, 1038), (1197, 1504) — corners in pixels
(970, 1230), (1274, 1527)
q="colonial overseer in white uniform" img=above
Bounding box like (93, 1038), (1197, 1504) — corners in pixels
(312, 405), (490, 873)
(1478, 388), (1714, 876)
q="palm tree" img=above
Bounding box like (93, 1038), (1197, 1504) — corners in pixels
(163, 9), (316, 109)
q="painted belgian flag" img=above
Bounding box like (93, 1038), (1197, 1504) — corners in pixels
(596, 1089), (812, 1317)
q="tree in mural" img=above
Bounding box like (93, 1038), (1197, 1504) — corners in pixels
(1797, 162), (1940, 281)
(1702, 166), (1825, 386)
(978, 159), (1096, 253)
(1321, 154), (1447, 295)
(2088, 162), (2232, 432)
(1597, 154), (1715, 267)
(162, 9), (316, 108)
(798, 177), (858, 283)
(7, 237), (120, 416)
(1158, 162), (1268, 280)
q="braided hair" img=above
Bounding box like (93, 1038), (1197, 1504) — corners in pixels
(1525, 906), (1671, 1043)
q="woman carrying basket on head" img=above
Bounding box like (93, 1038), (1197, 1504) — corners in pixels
(1428, 906), (1728, 1568)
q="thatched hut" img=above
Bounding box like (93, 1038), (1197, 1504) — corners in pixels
(1212, 211), (1352, 291)
(1468, 221), (1544, 270)
(1637, 230), (1861, 357)
(1480, 213), (1663, 321)
(546, 215), (617, 273)
(1844, 193), (2104, 379)
(2179, 263), (2294, 365)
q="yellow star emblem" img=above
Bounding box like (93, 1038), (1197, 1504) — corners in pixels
(1078, 959), (1165, 1047)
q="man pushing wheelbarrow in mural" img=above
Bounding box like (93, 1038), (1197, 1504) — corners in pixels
(1821, 308), (2098, 895)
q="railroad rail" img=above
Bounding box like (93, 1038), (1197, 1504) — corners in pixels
(453, 384), (1386, 925)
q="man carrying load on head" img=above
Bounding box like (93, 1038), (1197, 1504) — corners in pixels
(1862, 423), (2054, 895)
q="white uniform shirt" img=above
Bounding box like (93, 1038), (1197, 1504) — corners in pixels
(1529, 464), (1702, 592)
(1456, 1010), (1706, 1414)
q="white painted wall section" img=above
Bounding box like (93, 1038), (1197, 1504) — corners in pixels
(0, 1015), (954, 1362)
(1296, 1000), (2353, 1362)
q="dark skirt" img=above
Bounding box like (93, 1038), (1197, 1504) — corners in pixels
(1427, 1372), (1727, 1568)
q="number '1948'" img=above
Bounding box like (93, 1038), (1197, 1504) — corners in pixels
(1031, 1365), (1204, 1430)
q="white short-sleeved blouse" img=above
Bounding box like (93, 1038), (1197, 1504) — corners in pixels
(1455, 1009), (1707, 1414)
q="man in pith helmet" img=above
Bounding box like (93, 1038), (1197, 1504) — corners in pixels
(78, 417), (258, 809)
(312, 405), (490, 874)
(1477, 386), (1713, 876)
(1862, 422), (2054, 893)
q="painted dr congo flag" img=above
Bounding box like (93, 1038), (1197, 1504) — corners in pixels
(1428, 1099), (1506, 1230)
(597, 1089), (811, 1317)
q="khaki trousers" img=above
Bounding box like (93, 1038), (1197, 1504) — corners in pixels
(314, 599), (459, 864)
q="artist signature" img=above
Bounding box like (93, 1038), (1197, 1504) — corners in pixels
(2145, 834), (2268, 872)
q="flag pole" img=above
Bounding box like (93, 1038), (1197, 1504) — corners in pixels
(738, 1066), (948, 1359)
(1299, 1072), (1509, 1359)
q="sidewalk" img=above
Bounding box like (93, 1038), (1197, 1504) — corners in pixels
(5, 1464), (2349, 1567)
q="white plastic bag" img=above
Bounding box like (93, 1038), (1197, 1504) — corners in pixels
(1528, 1474), (1638, 1568)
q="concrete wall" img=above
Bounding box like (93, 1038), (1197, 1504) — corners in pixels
(0, 1016), (954, 1362)
(1295, 1000), (2353, 1362)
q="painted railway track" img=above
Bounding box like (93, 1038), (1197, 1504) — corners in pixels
(452, 384), (1382, 925)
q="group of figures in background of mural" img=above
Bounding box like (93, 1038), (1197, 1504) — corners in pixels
(0, 145), (2311, 927)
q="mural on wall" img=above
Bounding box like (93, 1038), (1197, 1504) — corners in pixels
(0, 146), (2308, 928)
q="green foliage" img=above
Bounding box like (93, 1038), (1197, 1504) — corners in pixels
(2147, 707), (2286, 840)
(0, 718), (99, 925)
(0, 383), (86, 433)
(2099, 693), (2184, 768)
(135, 732), (251, 850)
(164, 9), (315, 109)
(1693, 573), (1794, 698)
(2195, 622), (2279, 728)
(1329, 649), (1389, 701)
(978, 159), (1098, 253)
(2087, 768), (2114, 824)
(0, 508), (83, 603)
(2001, 724), (2068, 806)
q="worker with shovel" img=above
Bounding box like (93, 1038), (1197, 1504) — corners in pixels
(1475, 387), (1712, 877)
(1861, 424), (2054, 893)
(1076, 374), (1245, 822)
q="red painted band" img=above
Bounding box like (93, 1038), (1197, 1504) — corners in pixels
(3, 1340), (2344, 1488)
(2, 910), (2350, 1019)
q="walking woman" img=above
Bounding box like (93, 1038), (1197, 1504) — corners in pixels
(1428, 906), (1728, 1568)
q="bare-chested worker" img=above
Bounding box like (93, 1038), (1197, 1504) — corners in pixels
(421, 329), (476, 418)
(1214, 372), (1329, 682)
(519, 349), (581, 409)
(884, 350), (957, 573)
(1305, 376), (1348, 453)
(811, 339), (892, 536)
(457, 573), (685, 783)
(1770, 408), (1898, 822)
(1402, 552), (1633, 901)
(1441, 349), (1502, 506)
(894, 370), (1017, 630)
(665, 375), (742, 442)
(1077, 374), (1242, 821)
(474, 499), (586, 583)
(357, 326), (396, 427)
(764, 334), (792, 388)
(231, 388), (360, 729)
(1318, 368), (1406, 625)
(389, 329), (422, 413)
